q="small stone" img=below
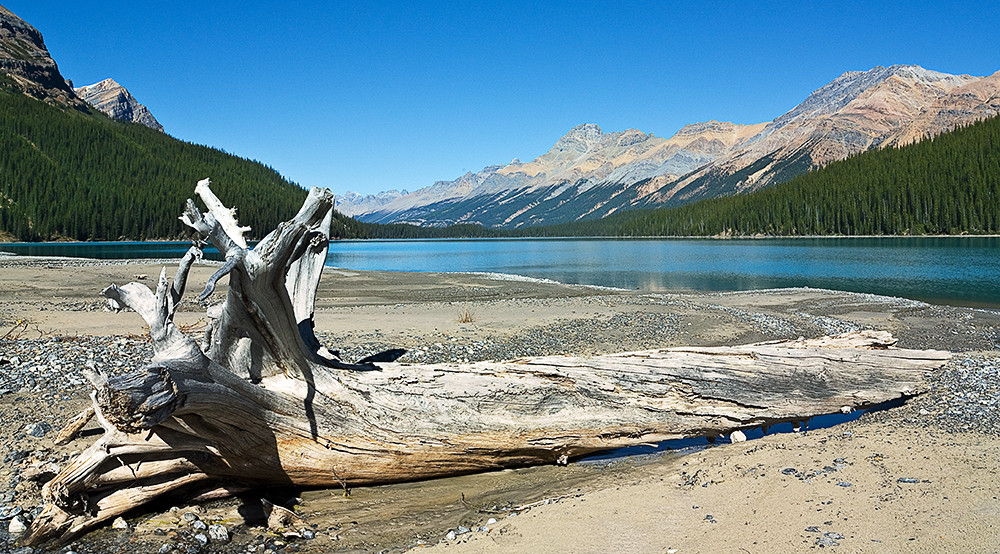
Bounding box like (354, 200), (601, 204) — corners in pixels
(25, 422), (51, 438)
(805, 526), (821, 533)
(781, 467), (798, 475)
(9, 514), (28, 535)
(824, 532), (845, 540)
(111, 516), (129, 530)
(158, 544), (173, 554)
(194, 533), (209, 545)
(445, 530), (457, 541)
(840, 406), (853, 414)
(897, 477), (920, 484)
(486, 518), (497, 525)
(836, 482), (852, 487)
(22, 462), (60, 482)
(730, 430), (747, 442)
(817, 536), (839, 547)
(0, 505), (23, 520)
(299, 528), (315, 540)
(192, 519), (208, 531)
(183, 511), (199, 523)
(208, 523), (229, 542)
(456, 525), (471, 535)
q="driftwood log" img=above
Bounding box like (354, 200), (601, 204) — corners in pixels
(26, 180), (951, 546)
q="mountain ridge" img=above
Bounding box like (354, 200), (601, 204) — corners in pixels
(348, 64), (999, 229)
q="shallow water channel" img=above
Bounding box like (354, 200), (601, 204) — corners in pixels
(294, 401), (896, 551)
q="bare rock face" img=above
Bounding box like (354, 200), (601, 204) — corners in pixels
(75, 78), (164, 132)
(0, 5), (86, 108)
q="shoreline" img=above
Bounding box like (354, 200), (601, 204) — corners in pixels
(1, 260), (999, 552)
(4, 233), (1000, 247)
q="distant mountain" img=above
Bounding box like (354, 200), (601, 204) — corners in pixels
(335, 189), (408, 217)
(0, 5), (85, 108)
(75, 78), (163, 131)
(359, 120), (763, 227)
(556, 112), (1000, 238)
(358, 65), (1000, 229)
(659, 65), (996, 204)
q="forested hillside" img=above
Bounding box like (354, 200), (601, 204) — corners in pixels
(0, 86), (371, 241)
(527, 115), (1000, 237)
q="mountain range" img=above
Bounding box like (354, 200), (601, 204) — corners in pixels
(4, 3), (998, 238)
(347, 65), (1000, 228)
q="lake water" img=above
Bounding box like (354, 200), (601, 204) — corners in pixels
(3, 237), (1000, 308)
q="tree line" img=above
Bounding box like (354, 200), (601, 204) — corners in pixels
(0, 86), (320, 241)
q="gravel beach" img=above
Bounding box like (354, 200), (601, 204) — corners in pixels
(1, 257), (999, 552)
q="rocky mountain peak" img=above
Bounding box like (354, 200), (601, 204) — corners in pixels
(552, 123), (605, 152)
(75, 78), (164, 131)
(0, 5), (85, 107)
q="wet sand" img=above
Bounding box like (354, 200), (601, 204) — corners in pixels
(1, 257), (999, 552)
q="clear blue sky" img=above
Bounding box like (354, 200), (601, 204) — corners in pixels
(6, 1), (999, 196)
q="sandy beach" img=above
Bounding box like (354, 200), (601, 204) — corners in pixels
(1, 257), (999, 553)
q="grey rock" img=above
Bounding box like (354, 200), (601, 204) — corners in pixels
(111, 516), (128, 530)
(805, 525), (821, 533)
(781, 467), (798, 475)
(182, 511), (199, 523)
(299, 528), (315, 540)
(25, 422), (51, 438)
(192, 519), (208, 531)
(8, 514), (28, 535)
(824, 532), (846, 540)
(158, 544), (173, 554)
(817, 536), (839, 547)
(456, 525), (471, 535)
(208, 523), (229, 542)
(836, 481), (852, 487)
(445, 530), (457, 541)
(193, 532), (209, 545)
(897, 477), (920, 484)
(0, 505), (23, 519)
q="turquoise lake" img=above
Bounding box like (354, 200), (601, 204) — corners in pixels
(3, 237), (1000, 308)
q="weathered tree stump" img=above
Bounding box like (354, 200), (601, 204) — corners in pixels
(25, 180), (951, 546)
